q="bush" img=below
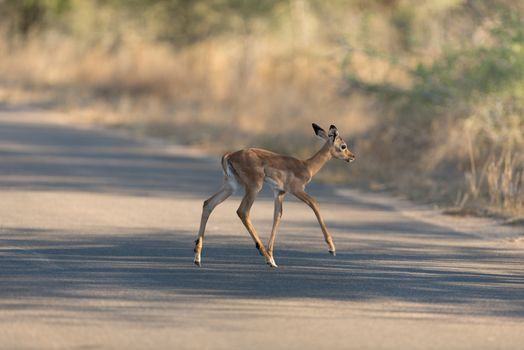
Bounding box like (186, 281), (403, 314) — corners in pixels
(343, 8), (524, 215)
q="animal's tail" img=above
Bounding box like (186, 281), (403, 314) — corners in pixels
(221, 152), (241, 182)
(220, 152), (231, 175)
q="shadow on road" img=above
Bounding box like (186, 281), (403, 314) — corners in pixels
(2, 226), (523, 319)
(0, 118), (223, 197)
(0, 110), (390, 207)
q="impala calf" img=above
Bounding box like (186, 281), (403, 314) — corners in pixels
(193, 123), (355, 267)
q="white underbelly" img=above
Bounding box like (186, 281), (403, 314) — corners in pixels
(264, 177), (284, 191)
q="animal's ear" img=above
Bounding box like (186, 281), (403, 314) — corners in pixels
(328, 125), (339, 140)
(312, 123), (328, 140)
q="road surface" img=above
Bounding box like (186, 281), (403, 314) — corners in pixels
(0, 108), (523, 349)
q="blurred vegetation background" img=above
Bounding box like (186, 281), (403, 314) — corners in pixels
(0, 0), (523, 218)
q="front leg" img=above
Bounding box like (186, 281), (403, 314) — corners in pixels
(292, 189), (336, 255)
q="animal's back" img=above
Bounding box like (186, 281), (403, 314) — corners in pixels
(225, 148), (310, 190)
(223, 149), (270, 186)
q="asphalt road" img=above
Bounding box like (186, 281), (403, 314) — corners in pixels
(1, 108), (523, 349)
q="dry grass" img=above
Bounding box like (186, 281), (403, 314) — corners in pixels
(431, 107), (524, 217)
(0, 29), (377, 154)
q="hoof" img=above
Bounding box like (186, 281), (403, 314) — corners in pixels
(329, 250), (336, 256)
(194, 254), (202, 267)
(267, 257), (278, 268)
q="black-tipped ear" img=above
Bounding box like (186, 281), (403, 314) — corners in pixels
(312, 123), (328, 140)
(312, 123), (323, 134)
(328, 125), (339, 139)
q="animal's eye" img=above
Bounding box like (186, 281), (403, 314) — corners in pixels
(340, 144), (347, 150)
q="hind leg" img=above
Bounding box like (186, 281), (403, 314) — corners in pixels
(267, 190), (285, 267)
(194, 182), (233, 266)
(236, 186), (274, 266)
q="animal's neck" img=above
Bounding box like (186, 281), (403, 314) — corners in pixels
(305, 142), (332, 177)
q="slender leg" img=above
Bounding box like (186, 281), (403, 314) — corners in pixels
(293, 189), (336, 255)
(236, 187), (274, 266)
(266, 190), (285, 267)
(194, 182), (233, 266)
